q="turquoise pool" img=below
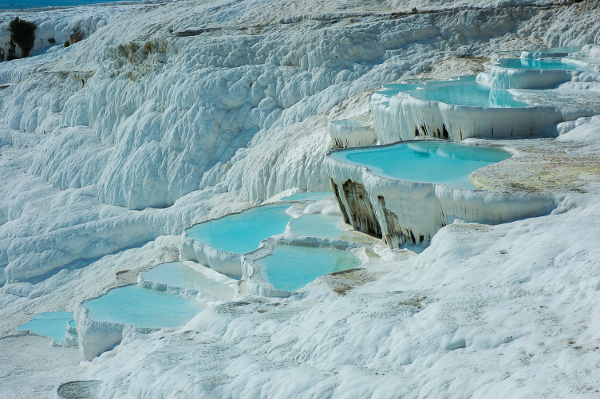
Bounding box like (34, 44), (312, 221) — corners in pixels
(84, 285), (202, 329)
(143, 262), (235, 300)
(185, 204), (292, 254)
(18, 311), (73, 344)
(289, 213), (345, 240)
(330, 141), (511, 189)
(257, 245), (361, 292)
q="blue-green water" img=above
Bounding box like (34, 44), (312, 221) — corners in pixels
(84, 285), (202, 328)
(405, 81), (527, 108)
(257, 245), (361, 292)
(1, 0), (143, 10)
(496, 58), (580, 70)
(377, 77), (527, 108)
(331, 141), (511, 188)
(185, 204), (292, 254)
(290, 214), (344, 240)
(144, 262), (235, 300)
(18, 311), (73, 344)
(282, 192), (333, 202)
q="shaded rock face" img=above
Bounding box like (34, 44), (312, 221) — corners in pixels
(68, 28), (84, 45)
(377, 195), (427, 247)
(337, 179), (382, 239)
(331, 178), (427, 248)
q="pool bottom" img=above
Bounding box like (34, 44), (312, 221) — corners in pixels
(142, 262), (235, 300)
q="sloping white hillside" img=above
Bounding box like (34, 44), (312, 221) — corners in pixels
(0, 0), (599, 397)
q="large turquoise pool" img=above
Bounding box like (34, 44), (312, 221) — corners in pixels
(256, 245), (361, 292)
(84, 285), (202, 329)
(330, 141), (511, 188)
(185, 204), (292, 254)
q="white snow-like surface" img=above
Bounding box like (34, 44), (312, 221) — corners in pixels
(328, 119), (377, 148)
(0, 3), (138, 60)
(0, 0), (599, 397)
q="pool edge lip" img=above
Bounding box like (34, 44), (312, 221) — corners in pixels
(241, 234), (363, 298)
(372, 87), (553, 110)
(138, 261), (238, 301)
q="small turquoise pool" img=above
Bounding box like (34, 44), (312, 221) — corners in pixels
(281, 192), (333, 202)
(330, 141), (511, 188)
(289, 213), (345, 240)
(496, 58), (581, 70)
(84, 285), (202, 329)
(185, 204), (292, 254)
(144, 262), (235, 300)
(18, 311), (73, 344)
(257, 245), (361, 292)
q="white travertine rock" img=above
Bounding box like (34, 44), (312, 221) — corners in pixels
(328, 119), (377, 148)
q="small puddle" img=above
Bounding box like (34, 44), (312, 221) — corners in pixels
(17, 311), (73, 345)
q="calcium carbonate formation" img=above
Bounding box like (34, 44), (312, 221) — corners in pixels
(3, 1), (600, 396)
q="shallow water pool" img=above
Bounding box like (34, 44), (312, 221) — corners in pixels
(257, 245), (361, 292)
(496, 58), (581, 70)
(144, 262), (235, 300)
(185, 204), (292, 254)
(84, 285), (202, 329)
(330, 141), (511, 188)
(18, 311), (73, 344)
(289, 213), (345, 240)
